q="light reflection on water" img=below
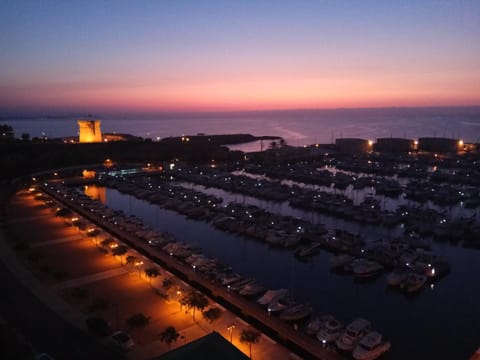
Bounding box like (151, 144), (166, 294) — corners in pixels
(86, 184), (480, 360)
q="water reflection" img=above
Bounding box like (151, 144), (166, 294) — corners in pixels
(84, 185), (480, 360)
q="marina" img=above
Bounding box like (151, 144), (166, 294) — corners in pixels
(38, 151), (480, 360)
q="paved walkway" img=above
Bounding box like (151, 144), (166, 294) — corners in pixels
(51, 267), (128, 291)
(30, 234), (84, 248)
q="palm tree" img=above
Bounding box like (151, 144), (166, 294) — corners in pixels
(159, 326), (180, 350)
(144, 267), (160, 287)
(112, 245), (128, 264)
(240, 329), (260, 359)
(181, 290), (208, 321)
(125, 255), (137, 268)
(202, 307), (222, 328)
(100, 237), (115, 249)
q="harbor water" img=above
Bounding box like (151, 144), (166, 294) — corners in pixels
(86, 184), (480, 360)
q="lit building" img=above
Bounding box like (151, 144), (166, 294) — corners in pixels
(78, 120), (102, 143)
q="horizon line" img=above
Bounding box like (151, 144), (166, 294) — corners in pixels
(1, 103), (480, 118)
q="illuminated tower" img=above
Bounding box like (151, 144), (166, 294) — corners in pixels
(78, 120), (102, 143)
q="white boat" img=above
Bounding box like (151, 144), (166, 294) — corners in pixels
(336, 318), (371, 351)
(401, 273), (427, 293)
(267, 296), (295, 313)
(353, 331), (391, 360)
(239, 282), (266, 297)
(257, 289), (288, 306)
(279, 303), (312, 322)
(305, 315), (334, 336)
(317, 318), (343, 344)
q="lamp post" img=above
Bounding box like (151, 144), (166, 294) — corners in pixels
(135, 261), (143, 277)
(227, 324), (235, 343)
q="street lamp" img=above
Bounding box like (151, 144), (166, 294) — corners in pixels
(227, 324), (235, 343)
(135, 261), (143, 277)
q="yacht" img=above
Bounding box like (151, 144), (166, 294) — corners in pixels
(304, 315), (334, 336)
(239, 282), (266, 297)
(317, 318), (343, 344)
(257, 289), (288, 306)
(353, 331), (391, 360)
(336, 318), (371, 351)
(279, 303), (312, 322)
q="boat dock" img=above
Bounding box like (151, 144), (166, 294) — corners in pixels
(41, 185), (344, 360)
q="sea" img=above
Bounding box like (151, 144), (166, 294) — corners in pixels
(4, 106), (480, 359)
(2, 107), (480, 148)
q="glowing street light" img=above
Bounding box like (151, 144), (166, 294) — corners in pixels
(134, 261), (144, 277)
(227, 324), (235, 343)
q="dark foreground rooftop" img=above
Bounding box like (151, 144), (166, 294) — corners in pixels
(155, 331), (249, 360)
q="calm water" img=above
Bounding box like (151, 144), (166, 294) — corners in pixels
(3, 107), (480, 146)
(89, 185), (480, 360)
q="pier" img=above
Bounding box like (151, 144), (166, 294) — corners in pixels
(41, 185), (343, 360)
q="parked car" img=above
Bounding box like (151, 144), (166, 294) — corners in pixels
(110, 330), (134, 351)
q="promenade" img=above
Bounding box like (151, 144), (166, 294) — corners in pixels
(42, 184), (343, 360)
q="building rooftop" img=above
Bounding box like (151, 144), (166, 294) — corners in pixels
(155, 332), (249, 360)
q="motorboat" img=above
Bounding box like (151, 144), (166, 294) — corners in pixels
(336, 318), (371, 351)
(279, 303), (312, 322)
(294, 242), (322, 259)
(239, 282), (266, 297)
(267, 296), (295, 314)
(257, 289), (288, 306)
(352, 259), (384, 278)
(317, 318), (343, 344)
(304, 315), (334, 336)
(330, 254), (354, 271)
(353, 331), (391, 360)
(401, 272), (427, 293)
(228, 278), (253, 292)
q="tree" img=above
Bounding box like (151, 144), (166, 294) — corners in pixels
(125, 312), (150, 331)
(21, 132), (30, 141)
(112, 245), (128, 264)
(159, 326), (179, 350)
(125, 255), (137, 268)
(144, 267), (160, 287)
(100, 237), (115, 249)
(181, 290), (208, 321)
(202, 307), (222, 326)
(240, 329), (260, 359)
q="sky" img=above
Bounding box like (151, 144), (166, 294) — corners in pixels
(0, 0), (479, 113)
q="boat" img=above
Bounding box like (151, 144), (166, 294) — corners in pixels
(401, 273), (427, 293)
(239, 282), (266, 297)
(257, 289), (289, 306)
(330, 254), (354, 271)
(294, 242), (322, 259)
(352, 259), (384, 278)
(317, 318), (343, 344)
(267, 296), (295, 314)
(336, 318), (371, 351)
(279, 303), (312, 322)
(228, 278), (253, 292)
(304, 315), (334, 336)
(353, 331), (391, 360)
